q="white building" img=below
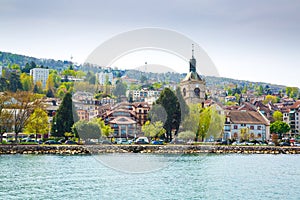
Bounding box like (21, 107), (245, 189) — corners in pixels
(284, 100), (300, 137)
(223, 110), (270, 141)
(126, 89), (161, 102)
(0, 66), (2, 77)
(30, 68), (49, 88)
(96, 71), (113, 85)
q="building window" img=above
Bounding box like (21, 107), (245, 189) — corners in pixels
(224, 126), (230, 131)
(194, 88), (200, 97)
(234, 125), (238, 129)
(233, 133), (238, 138)
(250, 126), (254, 130)
(257, 126), (261, 130)
(183, 88), (186, 97)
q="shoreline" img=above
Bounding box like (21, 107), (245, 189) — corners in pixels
(0, 144), (300, 155)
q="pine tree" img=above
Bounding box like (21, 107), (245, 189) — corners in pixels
(175, 87), (189, 123)
(156, 88), (181, 142)
(8, 72), (22, 92)
(51, 92), (75, 137)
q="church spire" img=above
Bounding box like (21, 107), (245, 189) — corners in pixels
(189, 44), (196, 73)
(192, 44), (194, 58)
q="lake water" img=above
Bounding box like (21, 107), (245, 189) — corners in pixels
(0, 154), (299, 200)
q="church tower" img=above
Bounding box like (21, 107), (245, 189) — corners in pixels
(180, 44), (206, 105)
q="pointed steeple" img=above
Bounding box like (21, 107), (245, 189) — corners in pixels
(189, 44), (196, 73)
(192, 44), (194, 58)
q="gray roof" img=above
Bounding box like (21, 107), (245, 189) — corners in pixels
(181, 72), (204, 82)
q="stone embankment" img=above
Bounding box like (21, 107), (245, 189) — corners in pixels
(1, 145), (300, 155)
(0, 145), (90, 155)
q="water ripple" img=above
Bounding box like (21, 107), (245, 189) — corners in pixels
(0, 154), (299, 200)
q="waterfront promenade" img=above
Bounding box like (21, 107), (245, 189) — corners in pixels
(1, 144), (300, 155)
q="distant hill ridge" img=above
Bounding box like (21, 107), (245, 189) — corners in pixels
(0, 51), (72, 71)
(0, 50), (291, 91)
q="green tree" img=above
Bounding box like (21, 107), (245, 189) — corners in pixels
(286, 87), (299, 99)
(74, 82), (97, 94)
(176, 87), (189, 122)
(20, 73), (33, 91)
(49, 70), (61, 88)
(46, 89), (54, 98)
(152, 82), (162, 90)
(85, 71), (96, 84)
(142, 120), (166, 139)
(234, 93), (240, 105)
(8, 71), (22, 92)
(101, 124), (114, 138)
(240, 128), (250, 141)
(72, 120), (101, 141)
(0, 94), (13, 143)
(64, 132), (74, 140)
(75, 70), (86, 79)
(178, 131), (196, 141)
(22, 61), (36, 73)
(242, 85), (248, 94)
(33, 81), (43, 94)
(8, 91), (42, 142)
(90, 117), (113, 138)
(198, 107), (211, 141)
(56, 82), (73, 99)
(183, 104), (224, 141)
(256, 85), (264, 96)
(8, 63), (21, 72)
(227, 88), (232, 96)
(45, 74), (55, 97)
(273, 111), (283, 121)
(113, 80), (127, 101)
(0, 77), (9, 92)
(51, 92), (75, 137)
(270, 121), (290, 139)
(263, 95), (278, 104)
(129, 84), (141, 90)
(24, 108), (49, 140)
(148, 104), (167, 124)
(206, 106), (225, 140)
(155, 88), (180, 142)
(62, 65), (76, 77)
(183, 104), (201, 134)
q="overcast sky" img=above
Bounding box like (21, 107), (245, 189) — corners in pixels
(1, 0), (300, 87)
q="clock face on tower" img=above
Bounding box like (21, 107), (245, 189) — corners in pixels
(194, 88), (200, 97)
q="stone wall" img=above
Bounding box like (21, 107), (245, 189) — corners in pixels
(1, 145), (300, 155)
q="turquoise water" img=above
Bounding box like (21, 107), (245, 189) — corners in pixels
(0, 154), (299, 200)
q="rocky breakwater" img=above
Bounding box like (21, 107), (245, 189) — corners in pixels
(0, 145), (90, 155)
(1, 145), (300, 155)
(85, 145), (300, 154)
